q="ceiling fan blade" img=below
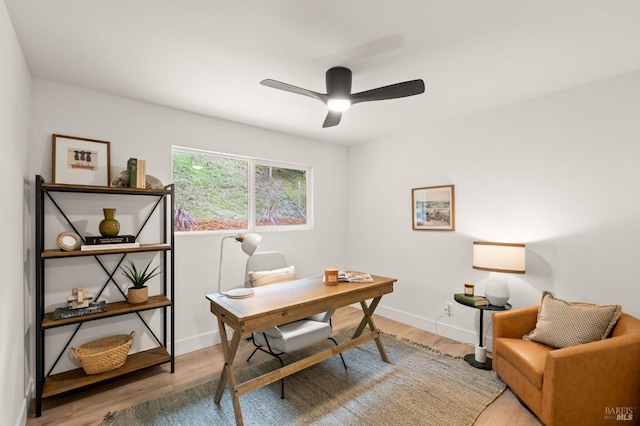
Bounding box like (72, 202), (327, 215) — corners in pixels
(323, 110), (342, 128)
(350, 79), (425, 105)
(260, 79), (327, 103)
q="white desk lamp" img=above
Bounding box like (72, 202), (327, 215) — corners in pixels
(217, 233), (262, 299)
(472, 241), (526, 307)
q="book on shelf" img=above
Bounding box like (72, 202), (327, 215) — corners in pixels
(454, 293), (488, 307)
(136, 159), (146, 188)
(128, 157), (138, 188)
(52, 300), (107, 320)
(80, 242), (140, 251)
(338, 270), (374, 282)
(84, 235), (136, 245)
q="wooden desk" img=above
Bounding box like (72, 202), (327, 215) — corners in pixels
(206, 275), (396, 425)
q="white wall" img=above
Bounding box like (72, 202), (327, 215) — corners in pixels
(347, 71), (640, 349)
(29, 79), (348, 370)
(0, 1), (31, 424)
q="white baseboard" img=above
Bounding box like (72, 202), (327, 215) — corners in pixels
(22, 378), (33, 426)
(174, 330), (220, 356)
(372, 304), (494, 352)
(174, 304), (496, 358)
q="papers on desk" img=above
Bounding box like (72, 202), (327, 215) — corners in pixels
(338, 270), (374, 282)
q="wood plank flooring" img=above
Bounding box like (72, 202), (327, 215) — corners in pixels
(27, 306), (541, 425)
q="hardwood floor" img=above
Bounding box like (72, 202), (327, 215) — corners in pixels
(27, 307), (541, 425)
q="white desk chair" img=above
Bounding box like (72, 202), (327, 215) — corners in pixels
(244, 251), (347, 398)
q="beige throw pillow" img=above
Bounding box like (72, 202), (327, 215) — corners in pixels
(523, 291), (621, 349)
(249, 265), (296, 287)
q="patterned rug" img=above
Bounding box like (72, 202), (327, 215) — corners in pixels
(102, 328), (505, 425)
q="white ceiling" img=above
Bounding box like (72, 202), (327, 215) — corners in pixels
(6, 1), (640, 145)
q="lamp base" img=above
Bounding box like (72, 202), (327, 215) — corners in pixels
(223, 287), (255, 299)
(475, 345), (487, 363)
(484, 272), (509, 307)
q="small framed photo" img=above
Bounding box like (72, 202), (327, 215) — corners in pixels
(56, 232), (82, 251)
(412, 185), (455, 231)
(52, 134), (111, 186)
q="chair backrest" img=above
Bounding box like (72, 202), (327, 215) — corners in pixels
(244, 251), (289, 288)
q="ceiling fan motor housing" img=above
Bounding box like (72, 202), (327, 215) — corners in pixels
(326, 66), (352, 98)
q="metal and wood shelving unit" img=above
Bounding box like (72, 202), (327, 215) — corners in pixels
(34, 175), (175, 417)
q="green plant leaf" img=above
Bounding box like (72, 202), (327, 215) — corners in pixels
(120, 260), (161, 289)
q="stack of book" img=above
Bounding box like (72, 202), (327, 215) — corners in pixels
(454, 293), (489, 307)
(127, 157), (147, 188)
(52, 300), (107, 320)
(80, 235), (140, 251)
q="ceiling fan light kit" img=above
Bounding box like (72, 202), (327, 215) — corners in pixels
(261, 66), (425, 128)
(327, 99), (351, 112)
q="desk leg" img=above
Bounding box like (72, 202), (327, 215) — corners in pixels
(213, 317), (244, 425)
(352, 296), (391, 363)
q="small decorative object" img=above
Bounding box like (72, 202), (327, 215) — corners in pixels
(120, 260), (161, 304)
(464, 282), (475, 296)
(99, 208), (120, 237)
(324, 268), (339, 286)
(110, 169), (164, 189)
(56, 231), (81, 251)
(70, 332), (134, 375)
(67, 287), (94, 309)
(52, 134), (111, 186)
(412, 185), (455, 231)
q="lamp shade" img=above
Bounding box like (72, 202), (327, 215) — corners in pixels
(217, 233), (262, 299)
(472, 242), (525, 274)
(237, 233), (262, 256)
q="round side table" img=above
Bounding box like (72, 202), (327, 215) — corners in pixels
(454, 299), (511, 370)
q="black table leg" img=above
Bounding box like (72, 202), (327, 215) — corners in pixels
(464, 309), (493, 370)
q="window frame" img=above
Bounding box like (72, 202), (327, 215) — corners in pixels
(172, 146), (313, 234)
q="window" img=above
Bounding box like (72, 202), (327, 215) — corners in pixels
(172, 147), (312, 233)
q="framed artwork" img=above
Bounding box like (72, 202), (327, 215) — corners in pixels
(52, 134), (111, 186)
(412, 185), (455, 231)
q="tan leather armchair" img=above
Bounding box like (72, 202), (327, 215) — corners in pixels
(492, 306), (640, 426)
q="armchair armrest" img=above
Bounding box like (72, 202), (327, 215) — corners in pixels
(542, 332), (640, 423)
(492, 305), (539, 339)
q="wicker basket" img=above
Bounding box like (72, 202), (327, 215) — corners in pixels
(70, 332), (134, 375)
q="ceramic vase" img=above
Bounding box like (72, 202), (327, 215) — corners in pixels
(99, 208), (120, 237)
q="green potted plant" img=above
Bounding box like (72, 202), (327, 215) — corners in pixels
(120, 260), (161, 304)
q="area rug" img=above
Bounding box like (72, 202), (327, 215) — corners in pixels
(102, 328), (505, 425)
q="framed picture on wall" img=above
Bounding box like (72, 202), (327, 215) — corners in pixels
(52, 134), (111, 186)
(412, 185), (455, 231)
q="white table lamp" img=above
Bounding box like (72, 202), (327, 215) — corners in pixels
(217, 233), (262, 299)
(472, 241), (525, 307)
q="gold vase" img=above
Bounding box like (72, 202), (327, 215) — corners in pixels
(99, 208), (120, 237)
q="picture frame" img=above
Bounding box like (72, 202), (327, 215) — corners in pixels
(52, 134), (111, 186)
(412, 185), (455, 231)
(56, 232), (82, 251)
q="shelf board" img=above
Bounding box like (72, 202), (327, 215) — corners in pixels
(42, 295), (171, 329)
(41, 243), (171, 258)
(41, 182), (171, 196)
(42, 347), (171, 398)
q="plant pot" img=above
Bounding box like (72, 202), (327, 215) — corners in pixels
(127, 286), (148, 304)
